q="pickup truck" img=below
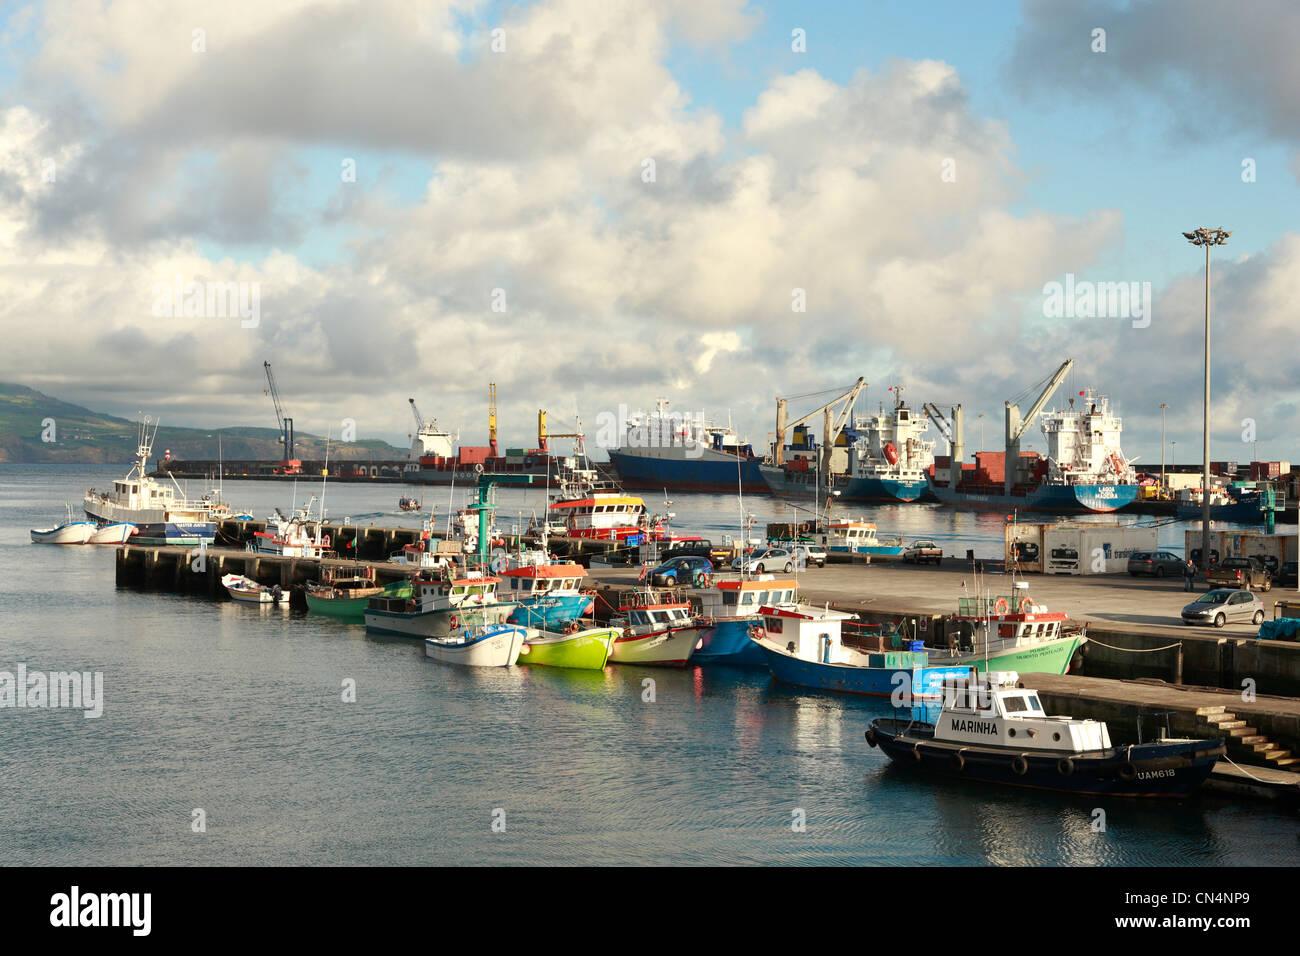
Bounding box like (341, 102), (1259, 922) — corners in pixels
(902, 540), (944, 565)
(1206, 556), (1272, 591)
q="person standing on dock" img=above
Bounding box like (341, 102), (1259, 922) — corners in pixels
(1183, 558), (1197, 591)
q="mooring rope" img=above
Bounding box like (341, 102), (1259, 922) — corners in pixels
(1084, 638), (1184, 653)
(1218, 753), (1295, 786)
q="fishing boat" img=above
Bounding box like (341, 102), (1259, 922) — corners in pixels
(518, 623), (617, 670)
(398, 495), (423, 512)
(750, 602), (970, 696)
(685, 576), (799, 666)
(866, 670), (1225, 797)
(424, 623), (528, 667)
(499, 560), (594, 627)
(388, 539), (456, 570)
(547, 465), (665, 543)
(925, 581), (1087, 676)
(607, 398), (769, 493)
(252, 496), (331, 558)
(30, 507), (97, 544)
(607, 593), (705, 666)
(823, 520), (905, 557)
(88, 522), (137, 544)
(84, 416), (218, 545)
(842, 387), (935, 502)
(363, 572), (516, 639)
(221, 573), (290, 604)
(305, 566), (412, 621)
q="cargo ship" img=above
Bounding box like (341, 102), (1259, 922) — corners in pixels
(606, 400), (767, 493)
(928, 385), (1138, 514)
(408, 389), (579, 485)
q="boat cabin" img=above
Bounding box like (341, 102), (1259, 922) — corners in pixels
(690, 577), (797, 620)
(952, 587), (1070, 646)
(500, 562), (585, 597)
(757, 604), (857, 663)
(934, 671), (1111, 752)
(614, 603), (695, 632)
(824, 521), (883, 552)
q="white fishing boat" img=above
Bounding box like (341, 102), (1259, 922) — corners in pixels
(221, 573), (290, 604)
(84, 416), (219, 545)
(424, 623), (528, 667)
(31, 508), (97, 545)
(88, 522), (136, 544)
(364, 572), (517, 638)
(252, 494), (331, 558)
(607, 592), (705, 666)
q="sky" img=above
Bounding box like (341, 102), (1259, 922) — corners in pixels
(1, 0), (1298, 464)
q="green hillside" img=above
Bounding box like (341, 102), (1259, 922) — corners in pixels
(0, 383), (408, 463)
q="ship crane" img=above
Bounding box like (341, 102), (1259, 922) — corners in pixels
(409, 398), (426, 433)
(772, 377), (867, 478)
(538, 410), (584, 455)
(1004, 359), (1074, 495)
(262, 361), (298, 473)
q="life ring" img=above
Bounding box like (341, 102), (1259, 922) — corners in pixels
(322, 535), (330, 548)
(864, 727), (878, 748)
(565, 621), (579, 635)
(1018, 596), (1033, 613)
(1011, 755), (1028, 776)
(1057, 757), (1075, 777)
(993, 598), (1010, 615)
(951, 751), (966, 772)
(883, 442), (899, 465)
(448, 614), (459, 629)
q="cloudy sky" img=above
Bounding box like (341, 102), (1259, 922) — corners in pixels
(1, 0), (1297, 462)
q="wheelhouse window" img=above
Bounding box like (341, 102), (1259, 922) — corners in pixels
(1003, 695), (1028, 714)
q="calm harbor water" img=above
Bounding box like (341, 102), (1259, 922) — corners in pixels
(2, 464), (1296, 866)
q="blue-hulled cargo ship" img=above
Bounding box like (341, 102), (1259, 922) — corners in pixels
(607, 399), (768, 493)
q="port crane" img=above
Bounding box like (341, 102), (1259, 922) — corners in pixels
(1004, 358), (1074, 494)
(537, 410), (584, 455)
(922, 402), (965, 464)
(262, 361), (299, 473)
(772, 377), (867, 472)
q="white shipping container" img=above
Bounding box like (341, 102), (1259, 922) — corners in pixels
(1183, 531), (1296, 578)
(1043, 526), (1159, 575)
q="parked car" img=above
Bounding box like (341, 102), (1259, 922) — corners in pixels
(660, 539), (714, 562)
(730, 547), (794, 574)
(1180, 588), (1265, 628)
(1127, 551), (1184, 578)
(791, 544), (827, 568)
(650, 556), (713, 587)
(902, 540), (943, 565)
(1278, 561), (1298, 588)
(1206, 556), (1272, 591)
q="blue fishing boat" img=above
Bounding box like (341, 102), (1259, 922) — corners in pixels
(498, 559), (594, 627)
(750, 603), (969, 697)
(867, 671), (1225, 797)
(687, 575), (799, 666)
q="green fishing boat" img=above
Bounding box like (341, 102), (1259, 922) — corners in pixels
(518, 624), (618, 670)
(306, 567), (413, 621)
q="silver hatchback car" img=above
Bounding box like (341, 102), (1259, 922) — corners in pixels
(1180, 588), (1265, 628)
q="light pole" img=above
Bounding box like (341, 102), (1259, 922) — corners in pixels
(1160, 403), (1168, 493)
(1183, 227), (1231, 568)
(978, 413), (985, 452)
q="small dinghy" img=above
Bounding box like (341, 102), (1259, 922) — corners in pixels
(88, 522), (136, 544)
(424, 623), (528, 668)
(221, 573), (290, 604)
(31, 505), (96, 544)
(866, 671), (1225, 797)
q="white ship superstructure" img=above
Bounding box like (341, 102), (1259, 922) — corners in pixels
(1040, 389), (1134, 486)
(843, 387), (934, 501)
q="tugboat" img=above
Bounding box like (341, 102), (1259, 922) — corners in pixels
(866, 671), (1225, 797)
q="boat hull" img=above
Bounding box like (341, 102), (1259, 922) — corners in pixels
(424, 627), (527, 667)
(609, 625), (703, 666)
(30, 522), (96, 544)
(693, 618), (768, 666)
(928, 480), (1139, 514)
(927, 634), (1085, 676)
(305, 581), (411, 621)
(608, 449), (769, 493)
(88, 522), (136, 544)
(758, 465), (850, 499)
(506, 594), (595, 628)
(868, 720), (1224, 797)
(842, 475), (930, 503)
(364, 602), (517, 639)
(519, 627), (616, 670)
(753, 637), (970, 696)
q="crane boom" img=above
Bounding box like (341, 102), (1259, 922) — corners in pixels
(262, 361), (294, 464)
(772, 377), (866, 465)
(1003, 358), (1073, 494)
(923, 402), (953, 444)
(409, 398), (425, 432)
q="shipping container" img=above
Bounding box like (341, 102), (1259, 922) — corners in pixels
(1007, 524), (1159, 575)
(1184, 530), (1297, 578)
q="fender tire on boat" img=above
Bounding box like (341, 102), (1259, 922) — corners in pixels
(1011, 755), (1029, 776)
(951, 751), (965, 772)
(1118, 762), (1137, 781)
(910, 744), (923, 762)
(1057, 757), (1075, 776)
(865, 727), (878, 748)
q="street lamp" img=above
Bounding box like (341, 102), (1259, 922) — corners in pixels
(1183, 226), (1231, 568)
(978, 413), (985, 452)
(1160, 403), (1168, 493)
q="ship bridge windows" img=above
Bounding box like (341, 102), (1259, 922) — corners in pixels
(1002, 695), (1029, 714)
